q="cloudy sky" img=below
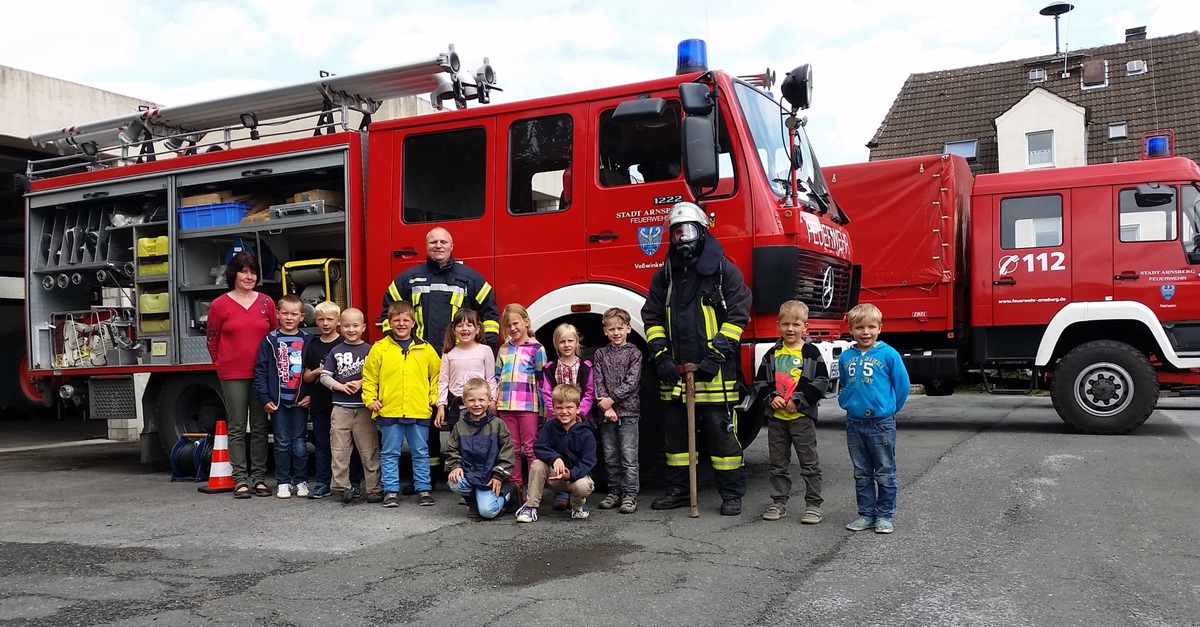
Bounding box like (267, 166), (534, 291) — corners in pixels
(3, 0), (1197, 166)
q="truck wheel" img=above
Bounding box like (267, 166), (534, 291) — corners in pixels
(1051, 340), (1157, 435)
(155, 373), (227, 456)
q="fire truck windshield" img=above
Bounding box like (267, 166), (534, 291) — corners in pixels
(733, 81), (828, 201)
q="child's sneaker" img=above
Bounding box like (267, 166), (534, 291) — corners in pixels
(846, 516), (875, 531)
(762, 502), (787, 521)
(618, 495), (638, 514)
(308, 483), (331, 499)
(571, 503), (590, 520)
(276, 484), (292, 499)
(598, 493), (621, 509)
(294, 482), (309, 498)
(417, 491), (435, 506)
(800, 508), (823, 524)
(382, 492), (400, 508)
(874, 519), (894, 534)
(515, 505), (538, 523)
(366, 492), (384, 504)
(553, 493), (569, 511)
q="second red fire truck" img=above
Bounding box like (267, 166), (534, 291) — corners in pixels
(828, 152), (1200, 434)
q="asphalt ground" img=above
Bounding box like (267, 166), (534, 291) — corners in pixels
(1, 394), (1199, 626)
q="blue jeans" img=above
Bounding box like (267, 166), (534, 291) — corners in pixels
(272, 405), (309, 485)
(600, 415), (640, 496)
(846, 416), (897, 519)
(310, 411), (332, 487)
(448, 476), (507, 519)
(380, 422), (430, 493)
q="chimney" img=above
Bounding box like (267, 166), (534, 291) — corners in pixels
(1126, 26), (1147, 42)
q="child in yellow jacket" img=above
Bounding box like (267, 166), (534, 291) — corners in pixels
(363, 301), (441, 507)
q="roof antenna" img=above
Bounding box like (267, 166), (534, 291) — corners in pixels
(1039, 2), (1075, 56)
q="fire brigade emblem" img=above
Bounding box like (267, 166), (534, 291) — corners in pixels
(1161, 284), (1176, 301)
(638, 226), (663, 256)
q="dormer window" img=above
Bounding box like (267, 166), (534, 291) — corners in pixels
(1082, 59), (1108, 89)
(1029, 68), (1046, 83)
(1126, 59), (1147, 75)
(944, 139), (978, 161)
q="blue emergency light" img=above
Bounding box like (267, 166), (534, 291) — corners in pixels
(1144, 132), (1172, 159)
(1141, 129), (1174, 159)
(677, 39), (708, 75)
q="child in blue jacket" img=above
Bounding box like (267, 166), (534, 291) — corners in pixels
(838, 303), (910, 535)
(253, 294), (311, 498)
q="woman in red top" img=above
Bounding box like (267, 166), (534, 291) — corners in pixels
(206, 252), (277, 498)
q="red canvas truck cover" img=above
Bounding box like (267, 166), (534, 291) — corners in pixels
(827, 154), (973, 334)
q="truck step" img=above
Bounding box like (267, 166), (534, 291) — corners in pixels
(980, 368), (1034, 396)
(1164, 386), (1200, 398)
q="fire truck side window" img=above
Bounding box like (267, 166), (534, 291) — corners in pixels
(598, 102), (683, 187)
(508, 114), (573, 215)
(402, 127), (487, 223)
(1184, 186), (1200, 255)
(1118, 187), (1177, 243)
(1000, 195), (1063, 249)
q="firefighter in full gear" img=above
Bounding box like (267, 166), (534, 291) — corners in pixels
(642, 202), (752, 516)
(380, 227), (500, 489)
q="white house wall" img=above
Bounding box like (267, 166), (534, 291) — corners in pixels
(995, 87), (1087, 173)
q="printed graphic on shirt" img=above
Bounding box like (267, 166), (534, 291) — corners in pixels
(773, 351), (803, 399)
(276, 338), (305, 392)
(332, 349), (365, 379)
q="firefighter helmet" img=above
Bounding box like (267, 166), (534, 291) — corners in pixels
(666, 201), (707, 259)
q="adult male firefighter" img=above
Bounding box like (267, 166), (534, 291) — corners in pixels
(642, 201), (751, 516)
(380, 226), (500, 481)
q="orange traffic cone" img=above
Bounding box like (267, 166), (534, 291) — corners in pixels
(198, 420), (235, 494)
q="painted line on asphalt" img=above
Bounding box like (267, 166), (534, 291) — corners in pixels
(1162, 410), (1200, 447)
(0, 439), (118, 454)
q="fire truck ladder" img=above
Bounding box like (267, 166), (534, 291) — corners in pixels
(27, 44), (497, 175)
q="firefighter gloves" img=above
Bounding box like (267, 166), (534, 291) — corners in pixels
(657, 358), (682, 386)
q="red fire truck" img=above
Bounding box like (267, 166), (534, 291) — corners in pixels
(22, 43), (855, 460)
(828, 152), (1200, 434)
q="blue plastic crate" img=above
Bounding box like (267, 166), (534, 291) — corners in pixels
(178, 202), (251, 230)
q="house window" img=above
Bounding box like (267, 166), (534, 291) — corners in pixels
(1126, 60), (1147, 76)
(1029, 68), (1046, 83)
(1027, 131), (1054, 167)
(1082, 59), (1108, 89)
(943, 140), (978, 161)
(1108, 122), (1128, 140)
(1119, 187), (1177, 243)
(1000, 195), (1063, 249)
(402, 127), (486, 223)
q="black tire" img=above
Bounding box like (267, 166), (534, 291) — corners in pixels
(923, 381), (957, 397)
(1051, 340), (1157, 435)
(155, 373), (227, 456)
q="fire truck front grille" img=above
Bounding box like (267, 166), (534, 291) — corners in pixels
(88, 377), (136, 421)
(794, 252), (854, 319)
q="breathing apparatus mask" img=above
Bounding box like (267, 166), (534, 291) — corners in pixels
(666, 201), (708, 260)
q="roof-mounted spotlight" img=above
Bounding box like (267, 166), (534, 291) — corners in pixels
(781, 64), (814, 112)
(240, 112), (260, 140)
(80, 141), (99, 157)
